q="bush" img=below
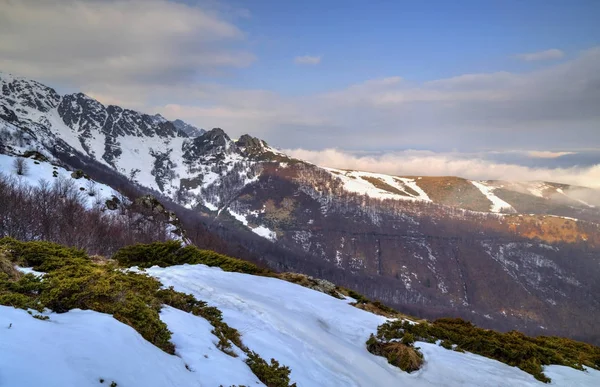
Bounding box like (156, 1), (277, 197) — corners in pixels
(12, 157), (28, 176)
(70, 170), (85, 179)
(0, 237), (88, 271)
(113, 241), (271, 275)
(366, 334), (423, 373)
(371, 317), (600, 382)
(245, 351), (297, 387)
(401, 332), (415, 346)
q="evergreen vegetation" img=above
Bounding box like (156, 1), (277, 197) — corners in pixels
(245, 351), (297, 387)
(113, 240), (271, 275)
(371, 317), (600, 382)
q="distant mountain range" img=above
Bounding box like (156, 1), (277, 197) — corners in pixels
(1, 71), (599, 345)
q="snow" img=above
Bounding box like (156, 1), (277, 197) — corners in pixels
(145, 263), (600, 387)
(159, 306), (262, 386)
(1, 264), (599, 386)
(0, 153), (119, 209)
(15, 266), (45, 277)
(471, 181), (515, 213)
(326, 168), (431, 202)
(251, 225), (277, 241)
(228, 208), (249, 226)
(528, 182), (550, 198)
(228, 208), (277, 241)
(0, 305), (264, 387)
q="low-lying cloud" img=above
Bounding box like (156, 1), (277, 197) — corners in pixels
(285, 148), (600, 188)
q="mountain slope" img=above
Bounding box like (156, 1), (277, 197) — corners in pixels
(1, 71), (600, 345)
(2, 262), (599, 387)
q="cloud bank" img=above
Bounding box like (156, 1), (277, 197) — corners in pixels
(285, 148), (600, 188)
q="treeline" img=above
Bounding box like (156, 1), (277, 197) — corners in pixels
(0, 172), (170, 256)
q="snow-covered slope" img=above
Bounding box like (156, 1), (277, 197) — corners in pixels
(146, 264), (599, 387)
(326, 167), (432, 202)
(471, 180), (515, 213)
(0, 306), (259, 387)
(2, 263), (598, 387)
(0, 153), (118, 209)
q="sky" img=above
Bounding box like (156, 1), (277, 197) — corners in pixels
(0, 0), (599, 185)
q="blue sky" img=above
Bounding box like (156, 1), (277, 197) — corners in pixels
(1, 0), (599, 183)
(208, 0), (600, 93)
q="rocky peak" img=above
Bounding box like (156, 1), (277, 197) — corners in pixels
(173, 119), (205, 138)
(236, 134), (267, 150)
(0, 72), (60, 115)
(182, 128), (236, 163)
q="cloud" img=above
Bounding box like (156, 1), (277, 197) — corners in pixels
(0, 0), (254, 88)
(284, 148), (600, 188)
(527, 151), (575, 159)
(294, 55), (322, 65)
(515, 49), (565, 61)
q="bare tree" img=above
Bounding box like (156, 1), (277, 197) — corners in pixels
(12, 157), (29, 176)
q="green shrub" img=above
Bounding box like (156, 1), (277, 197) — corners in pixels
(347, 289), (369, 304)
(112, 241), (270, 275)
(401, 332), (415, 346)
(0, 237), (88, 271)
(245, 351), (297, 387)
(371, 317), (600, 383)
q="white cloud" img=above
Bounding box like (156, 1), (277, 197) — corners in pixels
(515, 48), (565, 61)
(294, 55), (322, 65)
(527, 151), (575, 159)
(0, 0), (254, 87)
(284, 148), (600, 188)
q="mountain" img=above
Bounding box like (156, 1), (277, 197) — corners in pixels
(1, 72), (600, 345)
(172, 118), (205, 137)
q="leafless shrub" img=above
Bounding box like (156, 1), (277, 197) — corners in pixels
(12, 158), (29, 176)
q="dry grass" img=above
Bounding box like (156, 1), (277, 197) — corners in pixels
(361, 176), (411, 197)
(0, 250), (21, 281)
(411, 176), (492, 212)
(366, 340), (424, 373)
